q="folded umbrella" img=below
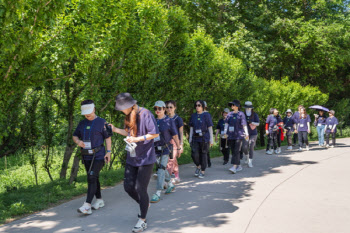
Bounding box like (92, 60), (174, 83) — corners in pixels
(309, 105), (329, 112)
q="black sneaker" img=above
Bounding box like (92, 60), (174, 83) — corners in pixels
(198, 173), (205, 179)
(194, 168), (201, 177)
(223, 161), (228, 165)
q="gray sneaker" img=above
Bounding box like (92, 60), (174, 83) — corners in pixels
(198, 173), (205, 179)
(194, 168), (201, 177)
(236, 165), (243, 172)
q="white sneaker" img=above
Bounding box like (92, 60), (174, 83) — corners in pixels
(244, 156), (249, 165)
(274, 150), (278, 154)
(153, 173), (158, 179)
(229, 166), (237, 174)
(248, 159), (253, 168)
(297, 147), (303, 152)
(77, 202), (92, 215)
(326, 144), (330, 148)
(266, 150), (273, 155)
(287, 146), (292, 150)
(330, 145), (334, 148)
(236, 165), (243, 172)
(132, 219), (147, 232)
(276, 147), (281, 153)
(92, 199), (104, 210)
(306, 146), (309, 151)
(174, 178), (181, 184)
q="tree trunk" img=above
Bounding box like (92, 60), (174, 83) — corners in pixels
(259, 123), (265, 147)
(69, 149), (80, 184)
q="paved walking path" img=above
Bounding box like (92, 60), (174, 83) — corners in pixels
(1, 138), (350, 233)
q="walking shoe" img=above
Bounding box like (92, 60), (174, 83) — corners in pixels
(198, 173), (205, 179)
(326, 144), (330, 148)
(297, 147), (303, 152)
(132, 219), (147, 232)
(276, 147), (281, 153)
(223, 161), (228, 165)
(153, 173), (158, 179)
(248, 159), (253, 168)
(77, 202), (92, 215)
(194, 168), (201, 177)
(266, 150), (273, 155)
(229, 166), (237, 174)
(236, 165), (243, 172)
(330, 145), (334, 148)
(208, 161), (212, 168)
(287, 146), (293, 150)
(165, 184), (175, 194)
(174, 178), (181, 184)
(150, 194), (160, 203)
(306, 146), (309, 151)
(91, 199), (104, 210)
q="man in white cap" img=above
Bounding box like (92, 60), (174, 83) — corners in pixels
(72, 100), (112, 215)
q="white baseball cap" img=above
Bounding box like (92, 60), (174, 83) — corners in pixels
(154, 101), (166, 108)
(81, 103), (95, 115)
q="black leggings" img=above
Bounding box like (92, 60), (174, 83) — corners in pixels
(268, 132), (277, 150)
(220, 138), (229, 162)
(84, 159), (105, 204)
(228, 139), (242, 165)
(124, 163), (154, 219)
(191, 141), (209, 171)
(298, 131), (309, 147)
(326, 132), (336, 146)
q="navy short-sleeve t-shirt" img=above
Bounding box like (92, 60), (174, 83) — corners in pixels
(266, 115), (279, 133)
(189, 112), (213, 142)
(225, 111), (247, 140)
(126, 108), (159, 167)
(325, 117), (338, 133)
(154, 116), (177, 156)
(73, 117), (110, 160)
(297, 114), (311, 132)
(170, 114), (184, 141)
(283, 116), (295, 131)
(244, 112), (260, 136)
(216, 118), (226, 134)
(315, 116), (327, 127)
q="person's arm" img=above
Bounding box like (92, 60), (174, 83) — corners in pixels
(307, 122), (311, 133)
(179, 126), (184, 145)
(172, 134), (181, 149)
(224, 123), (228, 135)
(265, 123), (269, 135)
(189, 127), (193, 144)
(110, 124), (128, 136)
(215, 129), (219, 142)
(243, 125), (249, 140)
(73, 136), (85, 148)
(104, 137), (112, 163)
(209, 127), (214, 145)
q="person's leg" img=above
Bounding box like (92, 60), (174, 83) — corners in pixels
(242, 138), (249, 156)
(297, 131), (302, 148)
(221, 138), (229, 162)
(83, 159), (105, 204)
(277, 132), (281, 148)
(200, 142), (209, 172)
(191, 141), (200, 167)
(207, 150), (211, 168)
(234, 140), (242, 165)
(304, 132), (309, 146)
(93, 160), (105, 199)
(135, 164), (154, 219)
(293, 133), (298, 145)
(273, 133), (278, 150)
(269, 134), (274, 150)
(229, 140), (236, 164)
(326, 132), (330, 145)
(123, 163), (139, 204)
(167, 140), (177, 177)
(287, 132), (292, 146)
(249, 135), (258, 159)
(320, 126), (325, 146)
(156, 154), (169, 191)
(332, 132), (336, 146)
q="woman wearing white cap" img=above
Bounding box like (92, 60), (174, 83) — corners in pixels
(215, 108), (230, 165)
(150, 101), (181, 203)
(241, 101), (260, 167)
(324, 110), (338, 148)
(283, 109), (295, 150)
(72, 100), (112, 215)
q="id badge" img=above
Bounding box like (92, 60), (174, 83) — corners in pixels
(318, 123), (322, 127)
(154, 136), (160, 142)
(196, 129), (202, 136)
(83, 140), (92, 150)
(229, 126), (234, 132)
(329, 125), (332, 129)
(157, 146), (162, 151)
(300, 124), (304, 128)
(221, 131), (225, 135)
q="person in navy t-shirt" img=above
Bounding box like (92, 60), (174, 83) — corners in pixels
(73, 100), (112, 215)
(314, 110), (327, 147)
(189, 100), (214, 179)
(283, 109), (295, 150)
(295, 107), (311, 151)
(324, 110), (338, 148)
(265, 108), (281, 155)
(215, 108), (230, 165)
(292, 105), (304, 145)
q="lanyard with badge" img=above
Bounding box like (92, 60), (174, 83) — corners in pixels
(83, 119), (95, 150)
(154, 118), (162, 150)
(318, 117), (323, 127)
(229, 114), (237, 133)
(195, 114), (203, 136)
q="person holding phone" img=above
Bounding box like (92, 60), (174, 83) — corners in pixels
(72, 100), (112, 215)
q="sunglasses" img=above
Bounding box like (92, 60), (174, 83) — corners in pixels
(196, 104), (202, 107)
(166, 106), (173, 109)
(154, 107), (163, 111)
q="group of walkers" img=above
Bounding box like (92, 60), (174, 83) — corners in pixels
(72, 93), (339, 232)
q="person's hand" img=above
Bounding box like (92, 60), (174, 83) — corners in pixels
(109, 124), (117, 133)
(126, 136), (139, 143)
(77, 140), (85, 148)
(307, 130), (311, 134)
(210, 143), (214, 147)
(249, 123), (257, 130)
(215, 136), (218, 143)
(104, 152), (111, 163)
(266, 130), (269, 135)
(245, 135), (249, 141)
(180, 147), (184, 154)
(294, 129), (298, 134)
(331, 129), (334, 133)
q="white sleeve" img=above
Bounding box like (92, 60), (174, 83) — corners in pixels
(244, 125), (249, 136)
(224, 123), (228, 134)
(332, 124), (337, 130)
(189, 127), (193, 143)
(209, 127), (214, 144)
(307, 122), (310, 131)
